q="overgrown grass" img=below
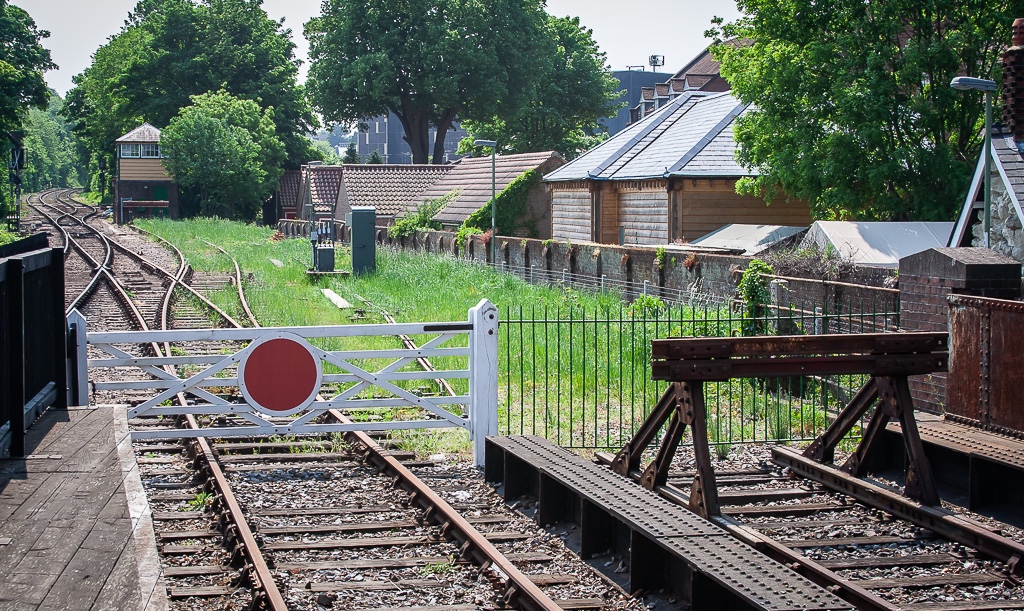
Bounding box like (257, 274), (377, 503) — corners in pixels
(76, 191), (111, 205)
(135, 217), (864, 456)
(0, 228), (19, 247)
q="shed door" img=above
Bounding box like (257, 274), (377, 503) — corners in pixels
(152, 184), (169, 201)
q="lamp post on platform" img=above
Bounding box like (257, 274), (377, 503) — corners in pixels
(951, 76), (997, 248)
(474, 139), (497, 264)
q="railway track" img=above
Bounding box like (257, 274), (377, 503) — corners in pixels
(26, 192), (641, 611)
(24, 189), (1024, 610)
(594, 436), (1024, 610)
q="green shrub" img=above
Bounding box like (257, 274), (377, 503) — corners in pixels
(388, 190), (460, 238)
(738, 258), (773, 336)
(460, 169), (539, 238)
(628, 293), (665, 318)
(455, 224), (482, 248)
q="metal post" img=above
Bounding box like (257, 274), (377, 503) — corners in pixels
(67, 309), (89, 407)
(51, 248), (67, 409)
(7, 257), (24, 456)
(491, 151), (497, 265)
(984, 90), (993, 249)
(468, 299), (499, 467)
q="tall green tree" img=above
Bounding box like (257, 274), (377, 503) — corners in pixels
(24, 93), (84, 191)
(0, 1), (55, 213)
(0, 1), (54, 133)
(711, 0), (1022, 221)
(460, 15), (620, 160)
(161, 91), (284, 220)
(305, 0), (547, 164)
(68, 0), (313, 195)
(342, 142), (360, 164)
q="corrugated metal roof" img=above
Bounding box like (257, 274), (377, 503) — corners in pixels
(428, 151), (563, 224)
(116, 123), (162, 143)
(801, 221), (954, 268)
(691, 224), (807, 256)
(544, 91), (750, 182)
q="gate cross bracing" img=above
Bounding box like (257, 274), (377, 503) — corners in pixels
(78, 299), (498, 465)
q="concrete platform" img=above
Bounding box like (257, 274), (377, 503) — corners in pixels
(0, 405), (164, 611)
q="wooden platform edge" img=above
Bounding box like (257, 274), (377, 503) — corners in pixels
(113, 405), (170, 611)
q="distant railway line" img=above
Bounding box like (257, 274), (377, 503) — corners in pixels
(23, 189), (638, 611)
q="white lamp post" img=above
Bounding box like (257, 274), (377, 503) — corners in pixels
(474, 139), (498, 264)
(951, 76), (997, 248)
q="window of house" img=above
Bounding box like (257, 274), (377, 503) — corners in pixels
(120, 144), (140, 158)
(141, 143), (160, 158)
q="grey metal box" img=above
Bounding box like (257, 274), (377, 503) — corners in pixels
(314, 246), (335, 272)
(349, 206), (376, 274)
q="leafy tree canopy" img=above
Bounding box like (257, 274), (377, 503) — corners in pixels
(342, 142), (360, 164)
(24, 92), (84, 191)
(710, 0), (1022, 221)
(305, 0), (548, 164)
(308, 139), (342, 164)
(161, 90), (284, 221)
(0, 1), (54, 134)
(459, 15), (620, 160)
(69, 0), (313, 194)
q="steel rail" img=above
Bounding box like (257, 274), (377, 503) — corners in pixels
(200, 239), (259, 327)
(380, 309), (457, 397)
(593, 453), (898, 611)
(326, 408), (563, 611)
(26, 198), (110, 314)
(145, 239), (288, 610)
(773, 447), (1024, 576)
(185, 415), (289, 611)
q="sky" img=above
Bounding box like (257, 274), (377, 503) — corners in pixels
(21, 0), (742, 97)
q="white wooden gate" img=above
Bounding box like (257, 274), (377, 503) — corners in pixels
(80, 299), (498, 464)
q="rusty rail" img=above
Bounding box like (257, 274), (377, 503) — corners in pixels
(327, 408), (562, 611)
(774, 447), (1024, 576)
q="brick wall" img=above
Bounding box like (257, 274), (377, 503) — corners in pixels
(898, 247), (1021, 413)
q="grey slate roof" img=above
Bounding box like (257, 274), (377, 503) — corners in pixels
(426, 151), (564, 225)
(950, 127), (1024, 247)
(545, 91), (751, 182)
(116, 123), (162, 143)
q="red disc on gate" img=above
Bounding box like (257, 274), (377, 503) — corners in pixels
(238, 333), (322, 415)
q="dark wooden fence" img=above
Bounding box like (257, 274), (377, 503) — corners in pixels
(1, 235), (66, 457)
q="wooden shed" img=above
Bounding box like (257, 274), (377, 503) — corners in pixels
(544, 91), (811, 246)
(113, 123), (178, 223)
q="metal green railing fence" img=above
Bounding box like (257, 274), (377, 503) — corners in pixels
(498, 297), (899, 449)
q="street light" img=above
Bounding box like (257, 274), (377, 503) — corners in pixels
(474, 139), (498, 264)
(951, 76), (998, 248)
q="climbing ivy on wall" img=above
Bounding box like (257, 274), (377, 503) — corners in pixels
(460, 169), (540, 238)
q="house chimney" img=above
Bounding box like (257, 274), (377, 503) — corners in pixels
(1002, 18), (1024, 141)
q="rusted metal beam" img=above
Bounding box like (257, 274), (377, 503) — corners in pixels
(652, 332), (947, 360)
(652, 353), (948, 382)
(803, 378), (879, 463)
(611, 382), (684, 477)
(773, 447), (1024, 576)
